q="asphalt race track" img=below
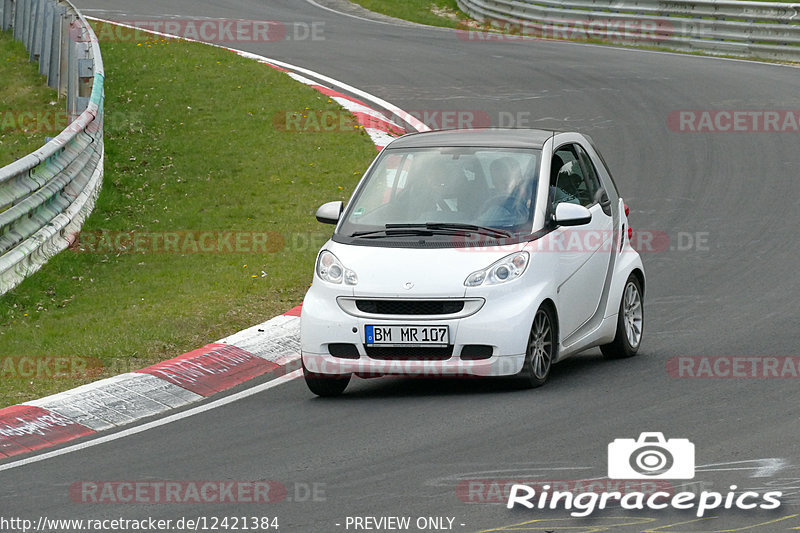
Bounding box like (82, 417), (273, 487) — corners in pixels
(2, 0), (799, 531)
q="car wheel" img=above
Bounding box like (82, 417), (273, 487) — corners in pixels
(302, 359), (351, 397)
(517, 305), (556, 388)
(601, 275), (644, 359)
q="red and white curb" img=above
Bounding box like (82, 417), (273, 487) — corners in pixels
(0, 406), (94, 458)
(0, 20), (427, 462)
(257, 63), (406, 150)
(0, 308), (302, 459)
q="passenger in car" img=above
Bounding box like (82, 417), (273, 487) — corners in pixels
(550, 154), (581, 207)
(478, 157), (535, 227)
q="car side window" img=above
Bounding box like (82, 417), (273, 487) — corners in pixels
(574, 144), (602, 206)
(550, 145), (585, 208)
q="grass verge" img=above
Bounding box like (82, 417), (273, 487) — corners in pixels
(0, 29), (62, 166)
(349, 0), (467, 28)
(0, 22), (377, 408)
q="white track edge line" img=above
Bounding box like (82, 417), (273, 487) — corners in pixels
(302, 0), (403, 27)
(237, 53), (430, 132)
(302, 0), (448, 33)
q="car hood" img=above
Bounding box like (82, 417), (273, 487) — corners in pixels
(323, 240), (527, 298)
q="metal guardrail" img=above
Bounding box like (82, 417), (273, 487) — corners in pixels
(0, 0), (104, 295)
(456, 0), (800, 61)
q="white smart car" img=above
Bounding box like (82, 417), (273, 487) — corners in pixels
(300, 129), (644, 396)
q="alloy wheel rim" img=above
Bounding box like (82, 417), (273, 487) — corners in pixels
(529, 310), (553, 380)
(623, 282), (643, 348)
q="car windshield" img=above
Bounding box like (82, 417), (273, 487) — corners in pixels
(337, 146), (540, 242)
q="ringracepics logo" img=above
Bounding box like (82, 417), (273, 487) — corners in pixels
(507, 433), (782, 517)
(608, 432), (694, 479)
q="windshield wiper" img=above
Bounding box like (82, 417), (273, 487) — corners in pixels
(348, 227), (430, 238)
(423, 223), (513, 239)
(349, 224), (442, 238)
(349, 223), (513, 239)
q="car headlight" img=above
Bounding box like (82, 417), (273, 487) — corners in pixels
(316, 250), (358, 285)
(465, 251), (529, 287)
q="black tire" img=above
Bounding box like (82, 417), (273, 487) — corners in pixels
(302, 359), (350, 397)
(601, 275), (644, 359)
(516, 305), (557, 388)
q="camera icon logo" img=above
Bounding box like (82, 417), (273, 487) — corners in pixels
(608, 432), (695, 479)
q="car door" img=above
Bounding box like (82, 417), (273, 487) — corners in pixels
(549, 143), (614, 338)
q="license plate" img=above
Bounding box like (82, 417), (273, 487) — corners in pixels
(365, 325), (449, 347)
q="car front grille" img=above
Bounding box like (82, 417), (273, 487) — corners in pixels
(355, 300), (464, 315)
(364, 346), (454, 361)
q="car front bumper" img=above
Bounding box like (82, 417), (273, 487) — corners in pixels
(299, 277), (550, 378)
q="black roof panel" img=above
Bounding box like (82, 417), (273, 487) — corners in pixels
(386, 128), (555, 150)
